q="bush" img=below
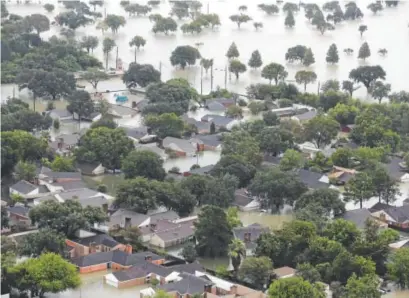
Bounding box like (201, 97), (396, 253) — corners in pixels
(190, 164), (200, 170)
(97, 184), (108, 193)
(169, 166), (180, 173)
(278, 98), (293, 108)
(238, 99), (247, 107)
(53, 119), (60, 130)
(248, 101), (265, 115)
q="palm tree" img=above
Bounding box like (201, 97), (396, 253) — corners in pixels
(228, 239), (246, 274)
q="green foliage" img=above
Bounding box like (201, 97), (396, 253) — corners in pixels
(304, 114), (339, 148)
(279, 149), (303, 171)
(123, 62), (161, 88)
(248, 101), (266, 115)
(268, 277), (325, 298)
(258, 126), (295, 155)
(367, 2), (383, 14)
(248, 50), (263, 69)
(370, 81), (391, 104)
(222, 130), (262, 167)
(226, 207), (242, 229)
(229, 239), (246, 273)
(80, 68), (109, 89)
(296, 263), (322, 283)
(91, 116), (118, 129)
(181, 242), (197, 263)
(295, 70), (317, 91)
(194, 205), (233, 257)
(19, 228), (66, 257)
(358, 42), (371, 60)
(170, 45), (201, 69)
(258, 4), (280, 15)
(303, 48), (315, 67)
(225, 105), (243, 118)
(319, 90), (349, 111)
(144, 113), (184, 138)
(295, 188), (345, 217)
(229, 59), (247, 79)
(200, 58), (213, 74)
(326, 43), (339, 64)
(284, 10), (295, 28)
(261, 62), (288, 85)
(67, 90), (95, 121)
(152, 17), (178, 34)
(226, 42), (240, 59)
(358, 24), (368, 36)
(387, 248), (409, 289)
(50, 156), (76, 172)
(263, 110), (280, 126)
(13, 160), (37, 182)
(344, 172), (375, 209)
(8, 253), (81, 297)
(80, 35), (99, 53)
(349, 65), (386, 91)
(75, 127), (134, 171)
(97, 184), (108, 193)
(104, 14), (126, 32)
(239, 256), (272, 290)
(328, 103), (359, 125)
(43, 3), (55, 13)
(122, 150), (166, 180)
(102, 37), (116, 54)
(229, 14), (252, 28)
(344, 274), (381, 298)
(53, 118), (60, 130)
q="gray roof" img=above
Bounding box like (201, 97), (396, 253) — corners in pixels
(158, 272), (213, 295)
(110, 209), (150, 228)
(38, 185), (49, 193)
(192, 135), (222, 147)
(154, 221), (194, 243)
(163, 137), (196, 154)
(136, 144), (166, 157)
(48, 109), (72, 118)
(72, 251), (114, 267)
(205, 98), (235, 106)
(122, 126), (148, 140)
(51, 180), (87, 191)
(10, 180), (38, 194)
(58, 188), (100, 201)
(77, 196), (111, 208)
(206, 101), (227, 111)
(7, 205), (30, 218)
(139, 220), (179, 236)
(149, 210), (179, 223)
(263, 155), (281, 165)
(297, 169), (329, 189)
(169, 262), (204, 274)
(233, 189), (253, 207)
(294, 110), (317, 121)
(369, 202), (391, 212)
(76, 163), (103, 175)
(109, 104), (138, 117)
(113, 261), (172, 281)
(340, 208), (373, 229)
(55, 134), (80, 146)
(41, 171), (82, 180)
(385, 157), (407, 180)
(71, 233), (119, 248)
(188, 164), (214, 175)
(135, 99), (149, 111)
(233, 223), (269, 250)
(381, 205), (409, 223)
(201, 114), (234, 127)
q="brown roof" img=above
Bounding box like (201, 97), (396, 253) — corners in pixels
(273, 266), (296, 278)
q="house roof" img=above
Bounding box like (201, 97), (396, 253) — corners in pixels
(163, 137), (196, 154)
(381, 205), (409, 223)
(168, 262), (204, 275)
(113, 261), (172, 281)
(7, 205), (30, 218)
(10, 180), (37, 194)
(139, 220), (179, 236)
(233, 189), (253, 207)
(385, 157), (407, 180)
(71, 233), (119, 248)
(135, 99), (149, 111)
(76, 163), (103, 175)
(297, 169), (329, 189)
(49, 180), (87, 191)
(201, 115), (234, 127)
(188, 164), (215, 175)
(294, 109), (317, 121)
(40, 171), (82, 180)
(192, 135), (222, 147)
(233, 224), (269, 250)
(58, 188), (100, 201)
(109, 104), (137, 118)
(159, 272), (213, 295)
(121, 126), (148, 140)
(77, 196), (111, 208)
(369, 202), (391, 213)
(273, 266), (296, 278)
(109, 209), (149, 228)
(136, 144), (166, 158)
(154, 221), (195, 243)
(206, 101), (227, 111)
(149, 210), (179, 223)
(54, 134), (80, 146)
(72, 251), (114, 267)
(206, 98), (235, 105)
(340, 209), (375, 229)
(49, 109), (72, 118)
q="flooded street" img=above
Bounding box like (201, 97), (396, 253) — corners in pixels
(3, 0), (409, 99)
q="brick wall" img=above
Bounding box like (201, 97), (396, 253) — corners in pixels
(118, 277), (146, 289)
(79, 263), (108, 273)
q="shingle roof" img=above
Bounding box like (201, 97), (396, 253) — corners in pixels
(294, 110), (317, 121)
(71, 234), (119, 248)
(58, 188), (100, 201)
(154, 222), (194, 243)
(149, 210), (179, 223)
(385, 157), (407, 180)
(188, 165), (215, 175)
(297, 169), (329, 189)
(201, 115), (234, 127)
(163, 137), (196, 154)
(273, 266), (296, 278)
(233, 224), (269, 250)
(158, 272), (213, 295)
(382, 205), (409, 223)
(122, 126), (148, 140)
(51, 181), (87, 191)
(114, 261), (172, 281)
(10, 180), (38, 194)
(206, 101), (227, 111)
(49, 109), (72, 118)
(109, 209), (149, 228)
(233, 189), (253, 207)
(72, 251), (114, 267)
(340, 209), (373, 229)
(369, 202), (391, 213)
(77, 196), (111, 208)
(40, 171), (82, 180)
(193, 135), (222, 147)
(7, 205), (30, 218)
(169, 262), (204, 274)
(55, 134), (80, 146)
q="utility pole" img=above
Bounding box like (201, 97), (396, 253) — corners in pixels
(317, 80), (321, 95)
(105, 53), (108, 70)
(115, 46), (119, 69)
(207, 2), (209, 13)
(159, 61), (162, 76)
(210, 63), (214, 92)
(200, 65), (203, 95)
(134, 48), (136, 63)
(104, 7), (107, 18)
(224, 64), (228, 89)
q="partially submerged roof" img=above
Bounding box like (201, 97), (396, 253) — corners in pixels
(48, 108), (72, 118)
(113, 261), (172, 281)
(40, 171), (82, 180)
(340, 208), (376, 229)
(149, 210), (179, 223)
(188, 164), (214, 175)
(154, 222), (194, 243)
(192, 134), (222, 147)
(159, 272), (213, 295)
(293, 109), (317, 121)
(7, 205), (30, 218)
(58, 188), (101, 201)
(121, 126), (148, 140)
(168, 262), (204, 275)
(71, 233), (119, 248)
(297, 169), (329, 189)
(163, 137), (196, 154)
(233, 189), (253, 207)
(385, 157), (408, 180)
(54, 133), (80, 146)
(201, 114), (235, 127)
(233, 223), (269, 250)
(10, 180), (37, 194)
(273, 266), (296, 278)
(110, 209), (149, 228)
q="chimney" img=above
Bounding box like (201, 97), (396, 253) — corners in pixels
(124, 244), (132, 254)
(230, 285), (237, 295)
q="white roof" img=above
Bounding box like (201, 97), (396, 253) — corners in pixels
(140, 288), (156, 297)
(195, 271), (233, 291)
(389, 239), (409, 249)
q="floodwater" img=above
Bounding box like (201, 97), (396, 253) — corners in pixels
(3, 0), (409, 98)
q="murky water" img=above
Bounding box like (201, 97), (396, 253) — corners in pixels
(4, 0), (409, 99)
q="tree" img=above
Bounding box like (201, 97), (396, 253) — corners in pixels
(200, 58), (213, 75)
(285, 45), (307, 63)
(226, 42), (240, 60)
(239, 257), (272, 290)
(194, 205), (233, 257)
(263, 110), (280, 126)
(285, 10), (295, 28)
(295, 188), (345, 216)
(344, 172), (374, 209)
(344, 274), (381, 298)
(80, 68), (109, 89)
(102, 37), (116, 69)
(75, 127), (134, 171)
(303, 48), (315, 67)
(123, 63), (161, 88)
(211, 155), (256, 188)
(282, 2), (299, 13)
(222, 130), (262, 167)
(323, 219), (360, 248)
(358, 42), (371, 60)
(56, 11), (92, 30)
(258, 126), (294, 156)
(250, 168), (307, 212)
(387, 248), (409, 289)
(295, 70), (317, 91)
(225, 105), (243, 118)
(104, 14), (126, 33)
(80, 35), (99, 53)
(229, 14), (252, 28)
(14, 161), (37, 182)
(342, 80), (360, 96)
(144, 113), (184, 138)
(19, 228), (65, 257)
(229, 239), (246, 274)
(370, 81), (391, 103)
(321, 79), (340, 92)
(253, 22), (263, 30)
(50, 156), (75, 172)
(27, 14), (50, 34)
(304, 114), (339, 148)
(67, 90), (95, 123)
(89, 0), (103, 11)
(296, 263), (322, 283)
(8, 253), (81, 297)
(180, 242), (197, 263)
(279, 149), (303, 171)
(268, 277), (325, 298)
(43, 4), (55, 13)
(248, 50), (263, 69)
(129, 35), (146, 51)
(328, 103), (359, 125)
(261, 63), (288, 85)
(358, 25), (367, 37)
(332, 250), (376, 284)
(29, 200), (107, 237)
(170, 45), (201, 69)
(316, 21), (335, 35)
(152, 17), (177, 35)
(258, 4), (279, 15)
(125, 4), (151, 16)
(367, 2), (383, 14)
(326, 43), (339, 64)
(122, 150), (166, 180)
(229, 59), (247, 79)
(170, 2), (189, 20)
(226, 207), (242, 229)
(319, 90), (349, 111)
